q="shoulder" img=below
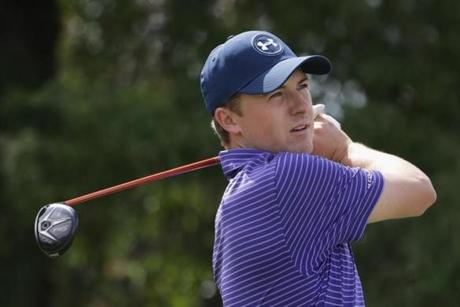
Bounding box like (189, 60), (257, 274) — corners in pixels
(273, 152), (363, 201)
(273, 151), (339, 177)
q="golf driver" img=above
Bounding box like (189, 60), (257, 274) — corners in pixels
(34, 156), (220, 257)
(34, 104), (334, 257)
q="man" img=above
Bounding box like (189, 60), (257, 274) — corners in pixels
(200, 30), (436, 306)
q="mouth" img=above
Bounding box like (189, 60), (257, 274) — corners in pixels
(290, 124), (309, 133)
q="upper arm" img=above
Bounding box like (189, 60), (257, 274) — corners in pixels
(367, 172), (437, 223)
(275, 153), (384, 274)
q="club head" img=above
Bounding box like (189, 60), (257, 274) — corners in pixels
(34, 203), (78, 258)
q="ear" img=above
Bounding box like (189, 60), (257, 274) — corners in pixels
(214, 107), (242, 135)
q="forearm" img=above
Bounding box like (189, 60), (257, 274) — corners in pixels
(314, 115), (430, 180)
(340, 142), (426, 178)
(313, 115), (436, 222)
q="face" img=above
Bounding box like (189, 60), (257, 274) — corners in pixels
(232, 69), (315, 153)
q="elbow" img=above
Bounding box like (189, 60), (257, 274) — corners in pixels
(414, 177), (437, 216)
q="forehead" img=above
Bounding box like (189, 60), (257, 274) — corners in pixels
(269, 69), (308, 91)
(253, 69), (308, 95)
(239, 70), (308, 106)
(285, 69), (309, 84)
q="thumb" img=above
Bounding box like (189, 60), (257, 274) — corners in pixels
(313, 104), (341, 129)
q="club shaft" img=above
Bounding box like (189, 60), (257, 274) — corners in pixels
(64, 156), (220, 206)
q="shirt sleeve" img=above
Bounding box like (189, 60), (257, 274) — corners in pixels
(274, 152), (384, 274)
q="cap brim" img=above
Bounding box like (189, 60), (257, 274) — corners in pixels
(239, 55), (332, 95)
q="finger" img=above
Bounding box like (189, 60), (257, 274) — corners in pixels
(313, 104), (325, 119)
(322, 114), (342, 129)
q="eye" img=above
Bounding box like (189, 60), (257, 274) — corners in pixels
(298, 82), (309, 91)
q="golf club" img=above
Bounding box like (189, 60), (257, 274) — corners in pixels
(34, 156), (220, 257)
(34, 104), (331, 258)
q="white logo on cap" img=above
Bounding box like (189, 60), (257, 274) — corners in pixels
(252, 34), (283, 56)
(257, 38), (277, 51)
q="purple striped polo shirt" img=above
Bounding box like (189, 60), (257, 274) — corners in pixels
(213, 148), (384, 306)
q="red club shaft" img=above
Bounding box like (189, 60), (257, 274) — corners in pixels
(64, 156), (220, 206)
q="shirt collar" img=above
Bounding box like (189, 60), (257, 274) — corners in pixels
(219, 148), (273, 180)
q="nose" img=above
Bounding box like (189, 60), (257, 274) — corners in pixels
(289, 89), (311, 116)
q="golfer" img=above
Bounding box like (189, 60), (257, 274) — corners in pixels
(200, 30), (436, 306)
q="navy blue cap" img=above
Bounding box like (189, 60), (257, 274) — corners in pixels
(200, 30), (332, 115)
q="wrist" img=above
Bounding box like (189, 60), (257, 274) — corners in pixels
(333, 140), (353, 165)
(337, 142), (370, 167)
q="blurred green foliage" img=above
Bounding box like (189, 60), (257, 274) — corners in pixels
(1, 0), (459, 306)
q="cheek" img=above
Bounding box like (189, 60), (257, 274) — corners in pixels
(241, 105), (287, 142)
(239, 112), (265, 138)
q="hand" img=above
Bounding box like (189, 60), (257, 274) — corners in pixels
(312, 114), (352, 163)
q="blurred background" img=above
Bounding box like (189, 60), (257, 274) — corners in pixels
(1, 0), (459, 306)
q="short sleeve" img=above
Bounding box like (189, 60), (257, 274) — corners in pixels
(274, 152), (383, 274)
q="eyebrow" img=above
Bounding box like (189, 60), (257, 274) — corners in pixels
(271, 76), (309, 92)
(297, 76), (309, 83)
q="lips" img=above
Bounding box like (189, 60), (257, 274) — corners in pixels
(290, 124), (308, 132)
